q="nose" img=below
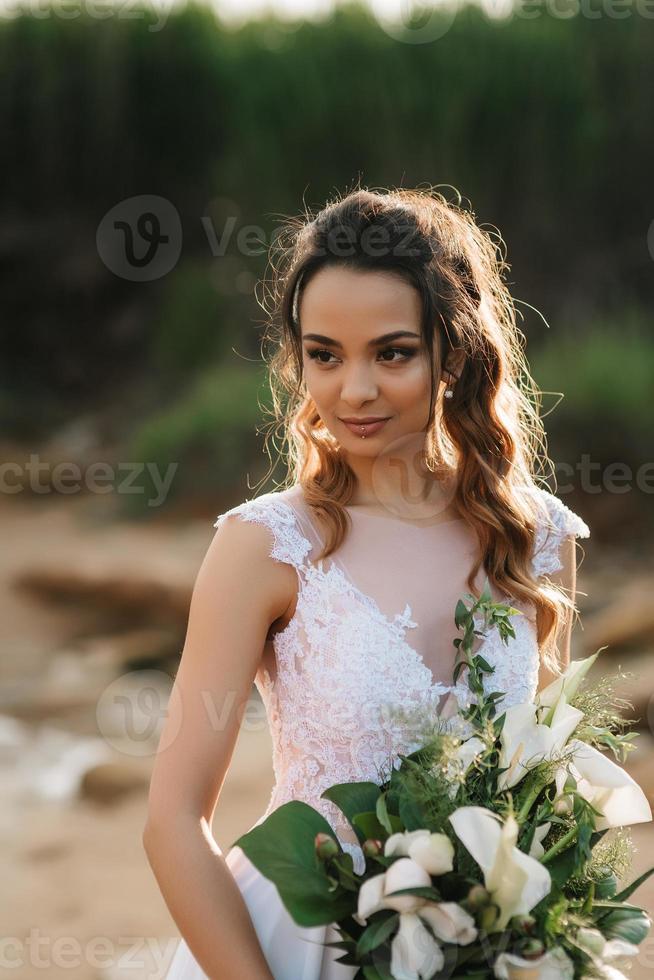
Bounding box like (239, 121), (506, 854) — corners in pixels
(340, 360), (379, 407)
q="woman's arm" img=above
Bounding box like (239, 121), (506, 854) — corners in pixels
(143, 514), (296, 980)
(537, 534), (578, 693)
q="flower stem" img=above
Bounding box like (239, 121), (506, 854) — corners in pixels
(516, 781), (545, 823)
(540, 825), (578, 864)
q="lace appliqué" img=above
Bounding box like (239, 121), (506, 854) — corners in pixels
(213, 495), (312, 570)
(527, 486), (591, 578)
(214, 488), (589, 877)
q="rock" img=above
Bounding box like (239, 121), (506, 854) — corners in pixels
(14, 565), (192, 627)
(76, 627), (180, 670)
(80, 761), (150, 805)
(4, 723), (113, 805)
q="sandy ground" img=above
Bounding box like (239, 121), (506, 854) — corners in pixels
(1, 491), (652, 980)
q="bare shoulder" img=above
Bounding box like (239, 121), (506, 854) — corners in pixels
(202, 504), (298, 625)
(143, 503), (298, 830)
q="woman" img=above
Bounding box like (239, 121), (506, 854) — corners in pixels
(143, 186), (590, 979)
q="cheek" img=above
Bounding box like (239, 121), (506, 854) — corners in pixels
(390, 360), (433, 407)
(303, 363), (333, 406)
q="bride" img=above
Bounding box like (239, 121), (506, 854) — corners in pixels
(143, 186), (590, 979)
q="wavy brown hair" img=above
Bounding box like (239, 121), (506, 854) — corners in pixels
(256, 183), (582, 676)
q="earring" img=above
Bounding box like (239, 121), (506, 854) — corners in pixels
(444, 370), (456, 399)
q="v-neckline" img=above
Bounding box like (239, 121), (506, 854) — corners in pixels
(317, 557), (482, 702)
(271, 495), (489, 705)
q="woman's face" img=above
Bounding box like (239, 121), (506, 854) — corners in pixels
(299, 265), (443, 453)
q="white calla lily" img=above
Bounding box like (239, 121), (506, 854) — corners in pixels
(354, 857), (431, 923)
(527, 821), (552, 859)
(556, 739), (652, 830)
(385, 829), (433, 858)
(448, 806), (551, 931)
(497, 695), (584, 791)
(385, 829), (455, 876)
(383, 858), (432, 913)
(407, 833), (455, 876)
(576, 928), (640, 966)
(453, 735), (486, 774)
(390, 912), (445, 980)
(418, 900), (477, 945)
(355, 871), (386, 922)
(536, 651), (600, 720)
(355, 843), (478, 978)
(494, 946), (574, 979)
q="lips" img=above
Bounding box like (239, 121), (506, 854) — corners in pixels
(340, 417), (390, 437)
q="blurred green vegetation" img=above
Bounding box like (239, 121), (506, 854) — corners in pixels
(125, 362), (273, 513)
(531, 309), (654, 462)
(1, 1), (652, 517)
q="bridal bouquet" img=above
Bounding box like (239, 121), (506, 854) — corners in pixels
(233, 583), (653, 979)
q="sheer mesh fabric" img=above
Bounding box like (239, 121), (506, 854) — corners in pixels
(213, 483), (590, 873)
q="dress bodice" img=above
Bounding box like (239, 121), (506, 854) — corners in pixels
(214, 484), (590, 873)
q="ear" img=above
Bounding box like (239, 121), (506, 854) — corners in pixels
(441, 348), (466, 382)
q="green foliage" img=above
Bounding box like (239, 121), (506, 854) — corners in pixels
(1, 1), (653, 459)
(152, 261), (243, 375)
(219, 586), (652, 975)
(531, 312), (654, 454)
(321, 782), (382, 844)
(123, 362), (269, 513)
(231, 800), (356, 927)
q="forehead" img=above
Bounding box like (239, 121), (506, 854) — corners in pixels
(298, 266), (421, 334)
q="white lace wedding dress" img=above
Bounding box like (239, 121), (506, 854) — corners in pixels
(164, 483), (590, 979)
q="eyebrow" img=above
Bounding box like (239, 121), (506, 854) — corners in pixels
(302, 330), (421, 349)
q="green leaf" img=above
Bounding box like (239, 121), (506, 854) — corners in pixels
(454, 599), (469, 628)
(385, 885), (443, 902)
(352, 811), (388, 841)
(374, 794), (402, 834)
(594, 874), (618, 899)
(546, 828), (606, 889)
(493, 712), (507, 736)
(598, 905), (652, 945)
(356, 912), (399, 956)
(376, 794), (393, 835)
(609, 864), (654, 905)
(322, 782), (382, 843)
(362, 965), (395, 980)
(232, 801), (354, 927)
(398, 791), (430, 832)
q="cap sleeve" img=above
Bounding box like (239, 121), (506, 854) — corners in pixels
(527, 486), (590, 579)
(213, 493), (312, 572)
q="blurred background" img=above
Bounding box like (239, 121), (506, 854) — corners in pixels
(1, 0), (653, 976)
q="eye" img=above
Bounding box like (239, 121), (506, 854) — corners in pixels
(305, 346), (416, 365)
